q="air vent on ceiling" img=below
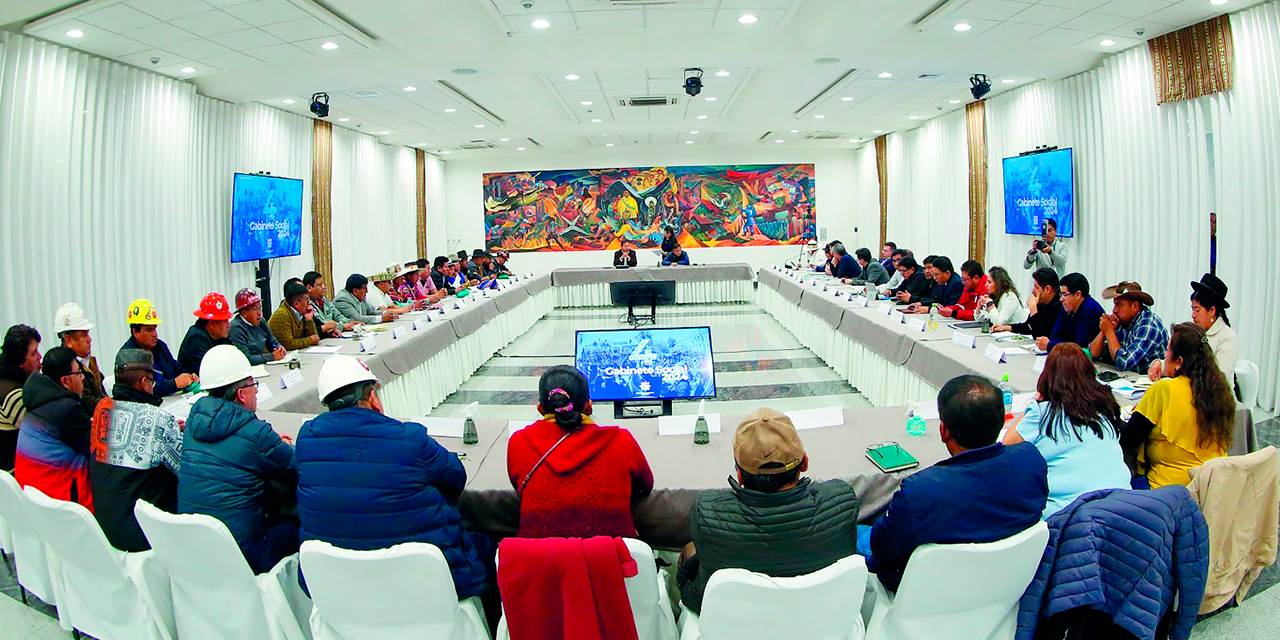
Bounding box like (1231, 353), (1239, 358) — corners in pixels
(594, 0), (704, 6)
(758, 131), (776, 142)
(457, 141), (498, 151)
(348, 89), (383, 98)
(915, 73), (943, 81)
(618, 95), (679, 107)
(805, 132), (846, 141)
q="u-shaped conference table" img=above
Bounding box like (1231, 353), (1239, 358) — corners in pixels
(166, 263), (1254, 550)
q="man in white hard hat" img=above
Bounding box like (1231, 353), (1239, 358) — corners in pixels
(54, 302), (106, 406)
(178, 345), (298, 574)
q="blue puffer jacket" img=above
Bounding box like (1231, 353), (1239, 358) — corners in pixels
(1017, 486), (1209, 640)
(178, 396), (296, 545)
(295, 407), (488, 599)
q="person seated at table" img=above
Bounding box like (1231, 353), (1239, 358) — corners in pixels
(829, 243), (862, 280)
(975, 266), (1029, 328)
(1, 324), (42, 471)
(1122, 323), (1234, 489)
(490, 250), (513, 276)
(446, 261), (474, 290)
(335, 274), (403, 324)
(890, 257), (930, 304)
(663, 245), (691, 266)
(14, 346), (95, 511)
(661, 225), (679, 254)
(392, 267), (428, 308)
(54, 303), (107, 407)
(470, 252), (501, 290)
(506, 365), (653, 538)
(880, 242), (897, 271)
(268, 282), (321, 352)
(1002, 344), (1130, 519)
(613, 240), (639, 268)
(297, 355), (492, 602)
(431, 256), (455, 295)
(180, 345), (298, 574)
(676, 408), (860, 614)
(867, 375), (1047, 592)
(366, 271), (401, 311)
(1152, 274), (1238, 382)
(878, 249), (912, 295)
(995, 268), (1060, 338)
(845, 247), (889, 286)
(412, 259), (448, 304)
(814, 241), (837, 274)
(1037, 272), (1104, 353)
(122, 299), (198, 397)
(938, 260), (987, 320)
(230, 288), (287, 366)
(89, 349), (184, 552)
(304, 271), (360, 338)
(907, 256), (963, 313)
(1091, 282), (1169, 374)
(456, 250), (472, 278)
(178, 292), (234, 375)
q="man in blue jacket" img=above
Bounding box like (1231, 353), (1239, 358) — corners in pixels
(829, 243), (863, 280)
(178, 345), (298, 574)
(868, 375), (1048, 592)
(120, 299), (197, 397)
(296, 355), (490, 602)
(1038, 272), (1104, 352)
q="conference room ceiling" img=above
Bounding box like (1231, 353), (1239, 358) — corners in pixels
(5, 0), (1259, 159)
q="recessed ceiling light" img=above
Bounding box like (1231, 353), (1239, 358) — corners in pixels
(66, 29), (84, 38)
(850, 139), (860, 143)
(775, 139), (783, 143)
(338, 118), (349, 122)
(814, 57), (840, 65)
(1210, 0), (1228, 5)
(403, 86), (417, 92)
(704, 97), (717, 101)
(842, 96), (853, 101)
(606, 143), (614, 147)
(874, 130), (882, 133)
(738, 14), (758, 24)
(814, 114), (825, 119)
(690, 130), (699, 134)
(517, 147), (526, 151)
(602, 133), (608, 136)
(440, 150), (451, 154)
(283, 99), (295, 104)
(790, 129), (799, 133)
(697, 115), (707, 119)
(474, 124), (485, 128)
(565, 74), (579, 81)
(444, 108), (456, 113)
(949, 99), (961, 104)
(878, 72), (893, 78)
(1100, 39), (1116, 46)
(379, 131), (390, 134)
(418, 143), (428, 146)
(685, 140), (694, 144)
(452, 68), (478, 75)
(908, 116), (920, 120)
(320, 42), (339, 50)
(180, 67), (196, 74)
(954, 23), (972, 32)
(591, 118), (602, 123)
(580, 101), (593, 106)
(531, 19), (551, 29)
(1002, 78), (1016, 83)
(500, 138), (509, 142)
(715, 70), (730, 77)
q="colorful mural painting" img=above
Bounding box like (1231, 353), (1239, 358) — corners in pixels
(483, 163), (816, 252)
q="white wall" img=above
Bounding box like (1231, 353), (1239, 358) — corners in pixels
(437, 147), (864, 274)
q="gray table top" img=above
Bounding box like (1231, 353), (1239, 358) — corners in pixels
(550, 263), (754, 286)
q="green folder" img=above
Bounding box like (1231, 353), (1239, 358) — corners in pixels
(865, 443), (920, 473)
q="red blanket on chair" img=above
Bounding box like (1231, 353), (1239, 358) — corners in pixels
(498, 536), (640, 640)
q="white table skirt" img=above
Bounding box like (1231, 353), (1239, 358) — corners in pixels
(554, 280), (752, 308)
(380, 288), (554, 418)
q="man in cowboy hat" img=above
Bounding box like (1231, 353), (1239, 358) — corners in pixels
(229, 288), (287, 366)
(1152, 274), (1238, 380)
(1091, 281), (1169, 373)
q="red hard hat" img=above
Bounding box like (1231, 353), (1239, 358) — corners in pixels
(194, 293), (233, 321)
(234, 288), (262, 311)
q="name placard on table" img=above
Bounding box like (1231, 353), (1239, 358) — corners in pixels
(889, 309), (906, 324)
(984, 343), (1005, 364)
(850, 295), (869, 308)
(951, 332), (977, 349)
(280, 369), (304, 390)
(360, 335), (378, 353)
(392, 326), (407, 340)
(1033, 355), (1047, 373)
(412, 319), (425, 331)
(905, 318), (926, 333)
(878, 303), (894, 316)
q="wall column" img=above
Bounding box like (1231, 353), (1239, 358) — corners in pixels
(966, 101), (988, 262)
(875, 135), (889, 248)
(415, 149), (428, 258)
(311, 119), (334, 295)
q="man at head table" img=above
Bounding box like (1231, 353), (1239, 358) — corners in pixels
(662, 245), (691, 266)
(613, 240), (639, 268)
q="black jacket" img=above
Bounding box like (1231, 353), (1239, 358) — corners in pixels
(920, 274), (965, 307)
(1009, 294), (1063, 338)
(661, 236), (678, 253)
(431, 269), (455, 295)
(23, 372), (92, 456)
(892, 270), (931, 303)
(613, 249), (638, 268)
(832, 256), (862, 280)
(677, 478), (861, 613)
(177, 323), (231, 375)
(121, 336), (184, 397)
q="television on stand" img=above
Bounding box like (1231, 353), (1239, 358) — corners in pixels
(231, 173), (304, 310)
(574, 326), (717, 419)
(1002, 148), (1075, 238)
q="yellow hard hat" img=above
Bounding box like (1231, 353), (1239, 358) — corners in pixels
(126, 299), (163, 325)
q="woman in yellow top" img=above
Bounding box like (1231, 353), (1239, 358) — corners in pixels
(1122, 322), (1236, 488)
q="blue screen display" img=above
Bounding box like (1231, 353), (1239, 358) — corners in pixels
(231, 173), (304, 263)
(575, 327), (717, 402)
(1002, 148), (1074, 238)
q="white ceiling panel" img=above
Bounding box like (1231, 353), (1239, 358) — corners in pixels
(125, 0), (214, 21)
(80, 4), (159, 32)
(122, 22), (200, 48)
(243, 42), (313, 63)
(260, 17), (341, 42)
(201, 50), (266, 69)
(644, 8), (717, 29)
(222, 0), (310, 26)
(1009, 4), (1085, 26)
(1059, 11), (1130, 33)
(983, 20), (1051, 40)
(573, 9), (644, 30)
(209, 27), (283, 49)
(163, 38), (233, 59)
(1033, 26), (1090, 45)
(1039, 0), (1109, 9)
(1094, 0), (1172, 19)
(168, 10), (253, 37)
(955, 0), (1038, 21)
(1145, 4), (1216, 25)
(82, 34), (151, 57)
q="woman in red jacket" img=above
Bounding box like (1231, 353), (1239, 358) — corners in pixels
(507, 365), (654, 538)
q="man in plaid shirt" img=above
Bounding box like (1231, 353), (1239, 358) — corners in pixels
(1090, 281), (1169, 373)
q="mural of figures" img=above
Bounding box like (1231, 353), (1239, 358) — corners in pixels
(483, 163), (817, 252)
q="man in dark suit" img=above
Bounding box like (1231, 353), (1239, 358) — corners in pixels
(829, 243), (862, 280)
(613, 240), (638, 268)
(890, 257), (931, 305)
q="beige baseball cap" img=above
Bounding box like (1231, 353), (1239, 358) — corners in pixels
(734, 408), (805, 475)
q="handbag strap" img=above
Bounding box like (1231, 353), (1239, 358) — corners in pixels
(517, 429), (575, 497)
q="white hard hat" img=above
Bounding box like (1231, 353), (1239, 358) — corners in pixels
(317, 355), (379, 404)
(54, 303), (94, 333)
(199, 345), (255, 389)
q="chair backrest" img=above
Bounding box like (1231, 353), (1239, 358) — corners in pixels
(698, 555), (869, 640)
(301, 540), (465, 640)
(0, 471), (59, 605)
(620, 538), (671, 640)
(0, 472), (18, 552)
(134, 499), (272, 638)
(878, 521), (1049, 640)
(1234, 360), (1259, 408)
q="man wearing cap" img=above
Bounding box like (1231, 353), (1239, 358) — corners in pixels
(179, 345), (298, 574)
(89, 350), (184, 552)
(304, 271), (360, 338)
(53, 303), (107, 406)
(295, 355), (491, 600)
(676, 407), (861, 614)
(366, 271), (402, 311)
(869, 376), (1047, 592)
(335, 274), (404, 324)
(178, 292), (235, 375)
(1090, 281), (1169, 373)
(121, 299), (197, 398)
(490, 250), (512, 276)
(268, 282), (322, 352)
(230, 288), (287, 366)
(14, 346), (95, 510)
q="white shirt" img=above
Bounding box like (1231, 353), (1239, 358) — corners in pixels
(976, 291), (1030, 326)
(1206, 316), (1239, 379)
(878, 270), (904, 294)
(366, 284), (394, 310)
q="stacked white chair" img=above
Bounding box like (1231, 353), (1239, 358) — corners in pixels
(1235, 360), (1259, 408)
(863, 521), (1050, 640)
(0, 471), (61, 610)
(21, 486), (176, 640)
(134, 500), (312, 640)
(300, 540), (490, 640)
(494, 538), (679, 640)
(678, 555), (869, 640)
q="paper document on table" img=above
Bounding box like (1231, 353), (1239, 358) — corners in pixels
(657, 414), (723, 436)
(304, 346), (342, 355)
(784, 406), (844, 431)
(414, 417), (465, 439)
(508, 420), (537, 436)
(910, 401), (940, 421)
(1011, 393), (1035, 414)
(249, 365), (269, 379)
(161, 401), (191, 422)
(265, 352), (296, 365)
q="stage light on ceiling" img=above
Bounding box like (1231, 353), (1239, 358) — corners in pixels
(310, 93), (329, 118)
(684, 68), (703, 97)
(738, 14), (758, 24)
(531, 19), (551, 29)
(790, 129), (799, 133)
(379, 130), (389, 134)
(969, 73), (992, 99)
(565, 74), (579, 80)
(1100, 39), (1115, 46)
(403, 86), (417, 92)
(954, 23), (972, 32)
(320, 42), (339, 50)
(775, 139), (783, 143)
(690, 130), (699, 134)
(440, 150), (451, 154)
(878, 72), (893, 78)
(814, 114), (825, 119)
(517, 147), (526, 151)
(686, 140), (694, 144)
(1210, 0), (1228, 5)
(180, 67), (196, 74)
(66, 29), (84, 38)
(874, 130), (883, 133)
(500, 138), (509, 141)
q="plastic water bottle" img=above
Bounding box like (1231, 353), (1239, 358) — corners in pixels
(999, 373), (1015, 421)
(694, 415), (710, 445)
(928, 305), (940, 331)
(462, 416), (478, 445)
(906, 413), (927, 437)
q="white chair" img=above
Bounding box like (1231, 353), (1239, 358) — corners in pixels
(1235, 360), (1259, 408)
(134, 500), (311, 640)
(21, 486), (176, 640)
(864, 521), (1050, 640)
(495, 538), (680, 640)
(678, 555), (870, 640)
(300, 540), (489, 640)
(0, 471), (61, 609)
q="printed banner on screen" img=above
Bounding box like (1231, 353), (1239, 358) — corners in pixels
(483, 163), (816, 252)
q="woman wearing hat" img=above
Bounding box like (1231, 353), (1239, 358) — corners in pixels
(1148, 274), (1238, 381)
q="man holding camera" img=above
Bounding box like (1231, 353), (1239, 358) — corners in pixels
(1022, 218), (1069, 277)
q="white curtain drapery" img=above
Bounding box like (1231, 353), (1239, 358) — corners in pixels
(329, 126), (418, 285)
(885, 109), (971, 263)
